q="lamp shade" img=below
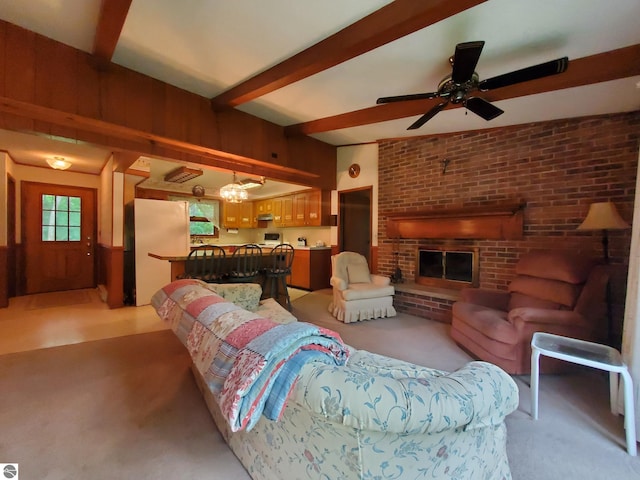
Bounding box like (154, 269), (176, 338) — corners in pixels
(577, 202), (630, 231)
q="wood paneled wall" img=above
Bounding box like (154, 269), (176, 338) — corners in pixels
(0, 20), (336, 189)
(0, 246), (7, 307)
(98, 245), (124, 309)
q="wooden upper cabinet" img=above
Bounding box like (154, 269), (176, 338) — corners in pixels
(294, 193), (307, 226)
(223, 202), (240, 228)
(282, 196), (294, 227)
(272, 198), (283, 224)
(306, 189), (324, 226)
(239, 201), (254, 228)
(291, 189), (330, 226)
(246, 189), (330, 228)
(255, 199), (274, 216)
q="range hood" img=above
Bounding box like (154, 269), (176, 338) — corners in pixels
(256, 213), (273, 221)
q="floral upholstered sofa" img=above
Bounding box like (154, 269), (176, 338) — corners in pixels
(152, 280), (519, 480)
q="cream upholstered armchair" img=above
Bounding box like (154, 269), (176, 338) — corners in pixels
(328, 252), (396, 323)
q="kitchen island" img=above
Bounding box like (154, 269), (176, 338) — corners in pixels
(149, 245), (331, 290)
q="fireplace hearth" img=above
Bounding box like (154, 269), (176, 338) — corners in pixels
(416, 247), (478, 289)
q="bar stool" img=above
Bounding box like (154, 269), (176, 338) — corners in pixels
(262, 243), (295, 310)
(228, 244), (263, 283)
(531, 331), (637, 456)
(179, 245), (226, 283)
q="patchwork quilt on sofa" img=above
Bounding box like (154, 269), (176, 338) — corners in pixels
(151, 279), (349, 431)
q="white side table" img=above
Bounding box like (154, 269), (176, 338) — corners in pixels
(530, 331), (637, 456)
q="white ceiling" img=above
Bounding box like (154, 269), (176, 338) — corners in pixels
(0, 0), (639, 190)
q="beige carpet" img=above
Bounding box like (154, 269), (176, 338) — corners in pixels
(1, 290), (639, 479)
(0, 330), (249, 480)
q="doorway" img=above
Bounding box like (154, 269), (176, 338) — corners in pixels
(21, 182), (97, 294)
(339, 188), (372, 263)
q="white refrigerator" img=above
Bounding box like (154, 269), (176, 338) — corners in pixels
(132, 198), (190, 306)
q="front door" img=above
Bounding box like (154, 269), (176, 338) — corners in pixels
(22, 182), (97, 294)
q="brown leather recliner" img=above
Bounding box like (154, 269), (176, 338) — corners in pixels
(451, 251), (609, 374)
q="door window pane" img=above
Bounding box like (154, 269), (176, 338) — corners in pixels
(42, 195), (81, 242)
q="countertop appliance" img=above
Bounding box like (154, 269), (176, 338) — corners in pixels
(261, 232), (281, 245)
(297, 237), (307, 246)
(124, 199), (190, 306)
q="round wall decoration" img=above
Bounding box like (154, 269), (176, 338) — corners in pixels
(348, 163), (361, 178)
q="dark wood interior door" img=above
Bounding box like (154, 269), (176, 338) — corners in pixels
(22, 182), (96, 294)
(339, 188), (372, 262)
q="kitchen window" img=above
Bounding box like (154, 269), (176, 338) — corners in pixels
(170, 196), (220, 237)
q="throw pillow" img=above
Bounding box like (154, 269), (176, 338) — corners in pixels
(347, 263), (371, 284)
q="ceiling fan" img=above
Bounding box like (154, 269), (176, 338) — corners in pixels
(376, 41), (569, 130)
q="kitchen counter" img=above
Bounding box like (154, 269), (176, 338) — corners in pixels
(149, 244), (332, 290)
(149, 244), (330, 262)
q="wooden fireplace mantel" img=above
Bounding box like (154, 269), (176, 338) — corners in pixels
(386, 202), (525, 240)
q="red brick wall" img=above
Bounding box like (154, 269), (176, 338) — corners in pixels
(378, 112), (639, 321)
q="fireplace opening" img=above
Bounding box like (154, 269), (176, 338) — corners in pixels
(416, 247), (478, 289)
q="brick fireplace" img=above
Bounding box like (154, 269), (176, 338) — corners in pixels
(378, 112), (638, 325)
(416, 246), (479, 289)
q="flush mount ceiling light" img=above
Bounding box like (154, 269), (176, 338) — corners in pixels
(46, 156), (72, 170)
(237, 176), (266, 190)
(220, 172), (249, 203)
(164, 166), (203, 183)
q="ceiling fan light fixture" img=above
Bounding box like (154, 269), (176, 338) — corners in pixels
(377, 41), (569, 130)
(46, 156), (72, 170)
(164, 166), (203, 183)
(219, 172), (249, 203)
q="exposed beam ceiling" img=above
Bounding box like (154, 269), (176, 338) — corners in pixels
(285, 44), (640, 135)
(92, 0), (132, 63)
(0, 0), (638, 149)
(210, 0), (488, 108)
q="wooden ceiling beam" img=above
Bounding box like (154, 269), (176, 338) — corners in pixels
(111, 151), (140, 173)
(0, 96), (318, 183)
(285, 44), (640, 135)
(211, 0), (487, 108)
(93, 0), (133, 63)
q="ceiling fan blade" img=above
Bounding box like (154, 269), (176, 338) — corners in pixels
(451, 41), (485, 84)
(377, 92), (439, 104)
(407, 101), (448, 130)
(465, 97), (504, 121)
(479, 57), (569, 91)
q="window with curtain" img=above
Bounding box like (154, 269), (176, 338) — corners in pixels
(169, 195), (220, 237)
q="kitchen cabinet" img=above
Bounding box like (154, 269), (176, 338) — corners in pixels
(255, 199), (273, 216)
(272, 195), (292, 227)
(289, 248), (331, 290)
(223, 202), (240, 228)
(272, 198), (283, 225)
(239, 201), (254, 228)
(306, 189), (324, 226)
(223, 201), (254, 228)
(293, 190), (329, 226)
(293, 193), (306, 226)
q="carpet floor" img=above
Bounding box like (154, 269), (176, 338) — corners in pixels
(0, 330), (249, 480)
(1, 289), (638, 479)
